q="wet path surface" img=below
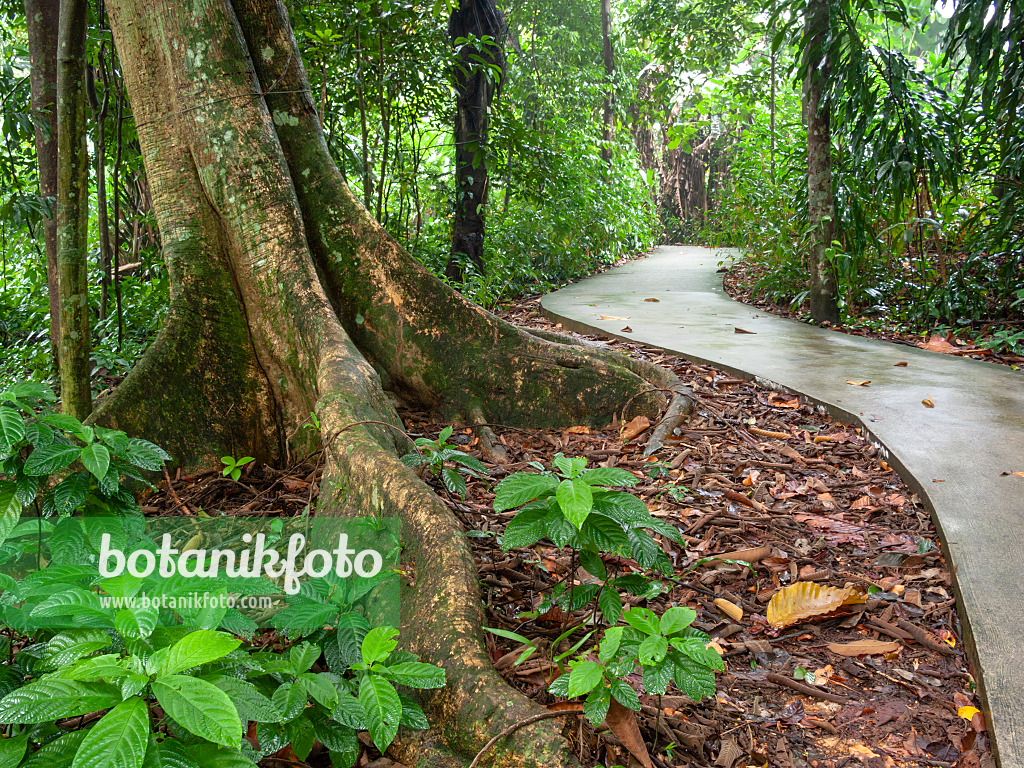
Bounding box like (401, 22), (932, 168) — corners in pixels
(542, 245), (1024, 767)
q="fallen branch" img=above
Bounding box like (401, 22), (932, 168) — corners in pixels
(765, 672), (850, 704)
(895, 618), (955, 656)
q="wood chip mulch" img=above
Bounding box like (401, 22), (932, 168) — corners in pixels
(143, 298), (993, 768)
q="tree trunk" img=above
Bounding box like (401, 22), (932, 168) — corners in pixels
(87, 51), (112, 322)
(804, 0), (840, 325)
(600, 0), (614, 168)
(24, 0), (60, 369)
(95, 0), (690, 764)
(56, 0), (91, 417)
(445, 0), (506, 283)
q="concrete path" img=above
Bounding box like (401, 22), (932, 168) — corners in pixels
(542, 245), (1024, 768)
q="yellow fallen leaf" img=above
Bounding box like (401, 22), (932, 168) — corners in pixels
(827, 639), (901, 656)
(713, 598), (743, 623)
(958, 706), (981, 721)
(767, 582), (867, 628)
(922, 395), (935, 408)
(1012, 471), (1024, 478)
(599, 315), (630, 321)
(846, 380), (871, 386)
(564, 426), (591, 434)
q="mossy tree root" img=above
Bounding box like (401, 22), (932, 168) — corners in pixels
(97, 1), (690, 765)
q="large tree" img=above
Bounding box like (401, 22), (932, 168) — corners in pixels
(445, 0), (506, 282)
(96, 0), (686, 765)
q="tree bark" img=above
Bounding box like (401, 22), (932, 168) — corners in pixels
(24, 0), (60, 369)
(600, 0), (615, 168)
(445, 0), (506, 283)
(95, 0), (690, 764)
(86, 50), (112, 322)
(804, 0), (840, 325)
(56, 0), (91, 417)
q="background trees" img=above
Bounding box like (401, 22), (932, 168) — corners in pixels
(0, 0), (1020, 392)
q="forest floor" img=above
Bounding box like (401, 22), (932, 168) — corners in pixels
(723, 256), (1024, 371)
(142, 299), (993, 768)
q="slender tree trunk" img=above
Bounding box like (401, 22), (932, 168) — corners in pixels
(804, 0), (840, 324)
(56, 0), (91, 417)
(87, 49), (112, 322)
(24, 0), (61, 369)
(600, 0), (614, 168)
(93, 1), (690, 764)
(445, 0), (507, 282)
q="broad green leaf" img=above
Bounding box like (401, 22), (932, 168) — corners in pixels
(638, 634), (669, 665)
(23, 443), (82, 477)
(47, 472), (93, 518)
(608, 677), (640, 710)
(583, 686), (610, 725)
(670, 637), (725, 672)
(598, 626), (624, 663)
(0, 732), (27, 768)
(581, 513), (628, 551)
(208, 676), (283, 723)
(622, 607), (661, 636)
(500, 503), (549, 550)
(70, 697), (149, 768)
(358, 675), (402, 751)
(642, 657), (674, 696)
(332, 692), (367, 730)
(439, 466), (467, 498)
(80, 444), (111, 482)
(378, 661), (445, 689)
(40, 414), (91, 441)
(152, 675), (242, 747)
(580, 467), (637, 487)
(670, 652), (717, 701)
(0, 407), (25, 453)
(660, 607), (697, 636)
(159, 631), (241, 676)
(289, 642), (321, 674)
(566, 661), (603, 696)
(184, 744), (255, 768)
(397, 692), (429, 729)
(20, 731), (87, 768)
(493, 472), (557, 512)
(43, 629), (111, 668)
(285, 715), (315, 760)
(271, 682), (307, 721)
(124, 439), (171, 472)
(334, 612), (370, 667)
(597, 587), (623, 625)
(271, 601), (337, 637)
(299, 673), (339, 710)
(361, 626), (399, 667)
(0, 678), (120, 723)
(578, 548), (607, 580)
(0, 484), (21, 550)
(627, 529), (673, 574)
(556, 478), (593, 528)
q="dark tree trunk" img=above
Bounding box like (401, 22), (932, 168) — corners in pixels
(56, 0), (91, 417)
(86, 49), (112, 322)
(445, 0), (506, 283)
(95, 0), (690, 764)
(24, 0), (60, 369)
(804, 0), (841, 324)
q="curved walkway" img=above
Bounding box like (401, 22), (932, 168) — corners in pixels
(542, 245), (1024, 768)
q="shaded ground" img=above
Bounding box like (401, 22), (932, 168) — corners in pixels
(723, 257), (1023, 370)
(142, 299), (992, 768)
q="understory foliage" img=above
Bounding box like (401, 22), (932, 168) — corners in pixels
(488, 454), (722, 721)
(695, 0), (1022, 347)
(0, 381), (444, 768)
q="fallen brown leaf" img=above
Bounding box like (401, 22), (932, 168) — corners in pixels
(894, 361), (909, 367)
(620, 415), (650, 442)
(606, 699), (653, 768)
(621, 326), (633, 333)
(922, 395), (935, 408)
(827, 639), (901, 657)
(643, 297), (660, 302)
(734, 327), (756, 334)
